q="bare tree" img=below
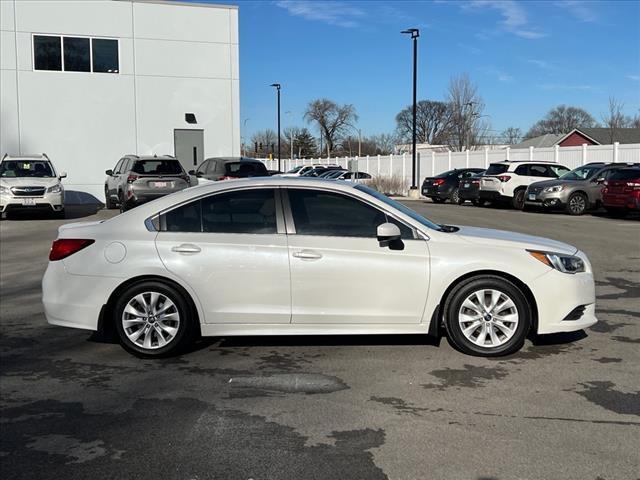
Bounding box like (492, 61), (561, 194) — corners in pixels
(370, 133), (397, 155)
(602, 97), (633, 143)
(395, 100), (452, 145)
(446, 73), (486, 151)
(525, 105), (596, 138)
(304, 99), (358, 156)
(501, 127), (523, 145)
(250, 129), (278, 156)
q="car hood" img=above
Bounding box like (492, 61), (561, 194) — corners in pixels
(528, 178), (581, 189)
(0, 177), (60, 188)
(454, 226), (578, 255)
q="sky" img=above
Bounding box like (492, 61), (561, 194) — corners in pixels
(199, 0), (640, 142)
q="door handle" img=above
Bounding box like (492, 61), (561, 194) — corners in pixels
(171, 244), (201, 254)
(292, 250), (322, 260)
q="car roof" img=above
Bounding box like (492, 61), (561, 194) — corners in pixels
(133, 155), (178, 161)
(491, 160), (558, 164)
(206, 157), (262, 163)
(2, 153), (50, 161)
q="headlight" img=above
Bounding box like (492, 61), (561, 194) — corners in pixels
(47, 184), (63, 194)
(528, 250), (585, 274)
(0, 185), (8, 194)
(543, 185), (564, 193)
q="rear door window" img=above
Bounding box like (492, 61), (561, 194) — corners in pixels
(609, 169), (640, 181)
(201, 189), (277, 234)
(514, 165), (529, 175)
(529, 165), (548, 177)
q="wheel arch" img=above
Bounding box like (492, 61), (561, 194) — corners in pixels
(430, 269), (539, 336)
(98, 274), (202, 340)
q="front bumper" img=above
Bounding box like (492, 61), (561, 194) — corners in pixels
(0, 191), (64, 213)
(530, 266), (597, 334)
(524, 189), (568, 208)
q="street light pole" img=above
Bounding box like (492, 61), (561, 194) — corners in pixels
(270, 83), (281, 171)
(401, 28), (419, 194)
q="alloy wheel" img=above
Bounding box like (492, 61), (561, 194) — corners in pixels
(457, 289), (519, 348)
(568, 194), (587, 215)
(122, 292), (181, 350)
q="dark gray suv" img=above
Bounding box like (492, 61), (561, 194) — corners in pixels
(105, 155), (190, 212)
(189, 157), (269, 183)
(524, 162), (639, 215)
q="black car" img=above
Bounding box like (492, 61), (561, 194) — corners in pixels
(421, 168), (485, 203)
(458, 171), (486, 205)
(189, 157), (269, 182)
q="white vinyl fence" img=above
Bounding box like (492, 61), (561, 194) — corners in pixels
(261, 142), (640, 194)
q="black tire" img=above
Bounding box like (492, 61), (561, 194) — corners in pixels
(53, 209), (66, 219)
(512, 189), (526, 210)
(450, 188), (461, 204)
(443, 275), (531, 357)
(119, 192), (128, 213)
(565, 192), (588, 216)
(471, 199), (481, 207)
(432, 197), (446, 204)
(604, 207), (627, 218)
(104, 188), (116, 209)
(114, 281), (196, 358)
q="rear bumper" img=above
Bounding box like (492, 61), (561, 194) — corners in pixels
(603, 195), (640, 210)
(42, 261), (121, 331)
(478, 190), (509, 202)
(458, 188), (479, 200)
(421, 185), (451, 199)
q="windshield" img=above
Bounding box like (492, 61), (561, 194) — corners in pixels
(355, 184), (442, 231)
(132, 160), (184, 175)
(560, 165), (602, 181)
(286, 165), (304, 174)
(0, 160), (55, 178)
(485, 164), (509, 175)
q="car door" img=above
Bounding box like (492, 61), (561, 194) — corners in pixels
(107, 158), (124, 198)
(154, 187), (291, 324)
(283, 187), (430, 324)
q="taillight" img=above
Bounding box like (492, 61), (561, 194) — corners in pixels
(497, 175), (511, 182)
(49, 239), (95, 261)
(627, 182), (640, 190)
(433, 178), (445, 185)
(127, 174), (138, 183)
(471, 179), (480, 185)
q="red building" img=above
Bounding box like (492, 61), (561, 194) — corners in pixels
(513, 128), (640, 149)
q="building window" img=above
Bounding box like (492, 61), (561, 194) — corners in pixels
(92, 39), (119, 73)
(34, 35), (62, 71)
(33, 35), (119, 74)
(63, 37), (90, 72)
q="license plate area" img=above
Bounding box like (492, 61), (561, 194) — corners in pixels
(152, 181), (168, 188)
(528, 194), (536, 201)
(21, 198), (36, 206)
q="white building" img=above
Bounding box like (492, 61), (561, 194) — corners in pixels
(1, 0), (240, 201)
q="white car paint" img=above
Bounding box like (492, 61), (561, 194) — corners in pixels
(42, 177), (597, 354)
(480, 161), (570, 200)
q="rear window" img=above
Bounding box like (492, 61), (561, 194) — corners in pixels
(435, 169), (456, 178)
(0, 160), (55, 178)
(224, 162), (268, 177)
(485, 164), (509, 175)
(609, 169), (640, 181)
(132, 160), (183, 175)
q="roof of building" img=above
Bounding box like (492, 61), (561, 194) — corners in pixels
(511, 134), (564, 149)
(513, 128), (640, 149)
(115, 0), (238, 10)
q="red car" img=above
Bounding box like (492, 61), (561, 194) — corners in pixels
(602, 167), (640, 216)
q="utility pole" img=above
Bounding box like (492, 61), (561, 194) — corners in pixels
(270, 83), (281, 171)
(401, 28), (419, 197)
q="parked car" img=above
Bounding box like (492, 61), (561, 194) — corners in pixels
(457, 171), (486, 205)
(300, 166), (344, 177)
(105, 155), (190, 212)
(189, 157), (269, 183)
(601, 167), (640, 216)
(524, 162), (639, 215)
(280, 164), (341, 177)
(479, 161), (570, 209)
(43, 177), (596, 358)
(336, 171), (372, 181)
(422, 168), (485, 204)
(318, 169), (347, 179)
(0, 153), (66, 218)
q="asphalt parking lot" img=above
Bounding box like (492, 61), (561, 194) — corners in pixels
(1, 202), (639, 480)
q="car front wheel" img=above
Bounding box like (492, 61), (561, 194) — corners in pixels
(114, 281), (196, 357)
(566, 192), (588, 215)
(444, 276), (531, 356)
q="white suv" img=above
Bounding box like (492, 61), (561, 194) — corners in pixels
(279, 163), (342, 177)
(479, 161), (570, 209)
(0, 154), (66, 218)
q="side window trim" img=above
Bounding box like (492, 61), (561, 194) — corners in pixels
(281, 186), (417, 239)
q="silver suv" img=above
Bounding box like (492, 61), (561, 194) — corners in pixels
(524, 162), (639, 215)
(105, 155), (190, 212)
(0, 154), (66, 218)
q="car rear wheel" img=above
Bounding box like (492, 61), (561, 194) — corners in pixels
(512, 189), (526, 210)
(566, 192), (588, 216)
(450, 188), (461, 204)
(104, 188), (116, 209)
(114, 281), (196, 357)
(444, 276), (531, 357)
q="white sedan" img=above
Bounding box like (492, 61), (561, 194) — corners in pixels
(42, 178), (597, 357)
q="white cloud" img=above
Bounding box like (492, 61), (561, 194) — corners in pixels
(556, 1), (598, 22)
(275, 1), (365, 28)
(626, 75), (640, 81)
(538, 83), (595, 91)
(480, 66), (514, 82)
(527, 59), (558, 70)
(465, 0), (546, 39)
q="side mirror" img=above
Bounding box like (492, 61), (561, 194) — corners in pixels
(105, 169), (113, 176)
(196, 171), (204, 178)
(595, 177), (605, 184)
(377, 222), (403, 249)
(59, 172), (67, 179)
